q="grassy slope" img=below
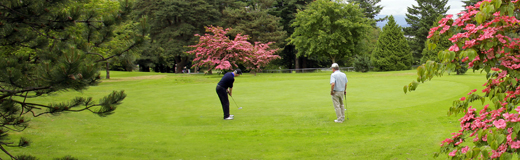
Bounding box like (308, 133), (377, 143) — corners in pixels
(2, 70), (487, 159)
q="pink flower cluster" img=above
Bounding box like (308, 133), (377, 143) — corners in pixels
(188, 26), (279, 71)
(444, 104), (520, 158)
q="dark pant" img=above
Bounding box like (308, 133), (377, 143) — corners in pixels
(216, 85), (230, 118)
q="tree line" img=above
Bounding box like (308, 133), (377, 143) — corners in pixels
(109, 0), (465, 73)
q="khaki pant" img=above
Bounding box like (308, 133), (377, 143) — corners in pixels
(331, 91), (345, 122)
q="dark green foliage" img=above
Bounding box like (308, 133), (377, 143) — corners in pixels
(54, 155), (78, 160)
(15, 155), (38, 160)
(372, 16), (412, 71)
(347, 0), (385, 27)
(358, 27), (381, 57)
(0, 0), (145, 158)
(353, 54), (372, 72)
(456, 63), (468, 75)
(404, 0), (449, 64)
(222, 0), (286, 45)
(269, 0), (314, 69)
(134, 0), (221, 73)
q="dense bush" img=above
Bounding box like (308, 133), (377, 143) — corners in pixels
(353, 54), (371, 72)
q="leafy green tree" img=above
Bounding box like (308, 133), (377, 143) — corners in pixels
(0, 0), (146, 158)
(134, 0), (220, 73)
(288, 0), (371, 63)
(359, 27), (381, 56)
(347, 0), (385, 27)
(371, 15), (412, 71)
(404, 0), (449, 65)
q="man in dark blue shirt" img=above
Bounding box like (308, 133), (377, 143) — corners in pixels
(216, 69), (242, 120)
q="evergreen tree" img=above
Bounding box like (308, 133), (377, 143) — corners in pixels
(222, 0), (286, 46)
(372, 15), (411, 71)
(0, 0), (146, 158)
(347, 0), (385, 26)
(403, 0), (449, 65)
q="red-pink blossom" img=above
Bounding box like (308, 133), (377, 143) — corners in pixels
(512, 141), (520, 149)
(460, 97), (466, 101)
(449, 44), (459, 52)
(455, 139), (463, 145)
(461, 146), (469, 154)
(440, 25), (450, 34)
(441, 138), (454, 146)
(493, 119), (507, 129)
(188, 26), (279, 71)
(449, 149), (457, 157)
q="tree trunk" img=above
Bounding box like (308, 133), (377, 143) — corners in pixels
(175, 56), (189, 73)
(302, 57), (307, 69)
(295, 54), (299, 73)
(106, 62), (110, 79)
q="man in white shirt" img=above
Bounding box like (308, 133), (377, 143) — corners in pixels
(329, 63), (348, 123)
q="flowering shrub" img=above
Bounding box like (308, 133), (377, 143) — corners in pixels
(405, 0), (520, 159)
(187, 26), (279, 73)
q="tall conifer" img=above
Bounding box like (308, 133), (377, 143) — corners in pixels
(372, 16), (411, 71)
(403, 0), (449, 64)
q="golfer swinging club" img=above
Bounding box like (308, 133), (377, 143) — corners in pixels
(330, 63), (348, 123)
(216, 69), (242, 120)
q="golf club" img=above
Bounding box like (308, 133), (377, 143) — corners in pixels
(344, 92), (348, 120)
(230, 95), (242, 110)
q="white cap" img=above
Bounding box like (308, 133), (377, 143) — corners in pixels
(330, 63), (339, 68)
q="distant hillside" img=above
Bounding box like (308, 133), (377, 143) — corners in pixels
(375, 15), (410, 28)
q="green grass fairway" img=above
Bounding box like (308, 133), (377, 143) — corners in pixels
(3, 70), (488, 159)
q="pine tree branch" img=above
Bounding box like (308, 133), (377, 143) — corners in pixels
(86, 52), (105, 59)
(2, 125), (25, 132)
(0, 3), (31, 19)
(95, 30), (113, 47)
(0, 86), (52, 100)
(30, 26), (62, 40)
(75, 20), (104, 23)
(10, 100), (47, 109)
(96, 43), (138, 62)
(31, 104), (101, 117)
(21, 92), (28, 116)
(0, 143), (17, 160)
(0, 86), (52, 94)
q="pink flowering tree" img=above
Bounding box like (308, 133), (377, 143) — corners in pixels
(405, 0), (520, 159)
(187, 26), (279, 74)
(243, 42), (280, 75)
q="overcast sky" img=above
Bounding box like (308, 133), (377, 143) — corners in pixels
(378, 0), (465, 16)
